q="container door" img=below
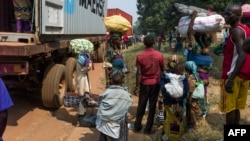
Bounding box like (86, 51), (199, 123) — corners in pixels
(41, 0), (64, 34)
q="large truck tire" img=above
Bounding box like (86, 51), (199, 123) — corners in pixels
(42, 64), (67, 109)
(97, 43), (106, 63)
(65, 57), (77, 92)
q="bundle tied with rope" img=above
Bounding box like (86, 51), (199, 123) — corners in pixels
(69, 39), (95, 69)
(103, 15), (132, 33)
(103, 15), (132, 50)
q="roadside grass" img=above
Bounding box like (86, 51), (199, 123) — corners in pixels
(123, 42), (223, 95)
(122, 42), (224, 141)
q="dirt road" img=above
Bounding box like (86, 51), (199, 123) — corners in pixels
(4, 62), (250, 141)
(3, 63), (155, 141)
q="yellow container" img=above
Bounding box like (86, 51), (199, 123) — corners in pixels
(163, 105), (184, 141)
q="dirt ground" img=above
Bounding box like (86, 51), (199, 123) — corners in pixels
(3, 63), (153, 141)
(3, 62), (250, 141)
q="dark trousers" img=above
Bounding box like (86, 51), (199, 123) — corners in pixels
(99, 132), (120, 141)
(134, 84), (160, 132)
(0, 110), (8, 138)
(99, 119), (128, 141)
(174, 42), (183, 53)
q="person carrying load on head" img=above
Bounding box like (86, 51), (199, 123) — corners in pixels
(76, 50), (93, 121)
(185, 11), (213, 118)
(102, 15), (132, 87)
(103, 31), (129, 87)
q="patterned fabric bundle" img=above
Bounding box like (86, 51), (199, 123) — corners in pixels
(12, 0), (32, 20)
(69, 39), (94, 54)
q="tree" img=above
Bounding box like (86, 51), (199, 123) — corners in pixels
(135, 0), (250, 35)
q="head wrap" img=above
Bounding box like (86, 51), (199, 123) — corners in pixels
(185, 61), (200, 82)
(168, 55), (179, 69)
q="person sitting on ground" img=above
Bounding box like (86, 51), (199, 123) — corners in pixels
(96, 72), (133, 141)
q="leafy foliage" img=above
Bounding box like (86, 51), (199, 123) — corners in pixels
(134, 0), (250, 35)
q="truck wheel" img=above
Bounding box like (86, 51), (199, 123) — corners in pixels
(97, 43), (106, 62)
(65, 57), (77, 92)
(42, 64), (67, 108)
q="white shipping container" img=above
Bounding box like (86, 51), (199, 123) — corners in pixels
(0, 0), (108, 43)
(40, 0), (107, 35)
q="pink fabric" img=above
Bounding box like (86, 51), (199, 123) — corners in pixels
(242, 4), (250, 18)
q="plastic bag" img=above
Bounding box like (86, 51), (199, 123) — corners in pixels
(164, 73), (185, 98)
(192, 82), (205, 99)
(103, 15), (132, 33)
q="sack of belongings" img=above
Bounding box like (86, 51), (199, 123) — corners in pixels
(69, 39), (94, 54)
(177, 14), (225, 37)
(103, 15), (132, 33)
(173, 3), (215, 16)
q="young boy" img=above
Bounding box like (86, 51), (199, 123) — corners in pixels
(96, 72), (133, 141)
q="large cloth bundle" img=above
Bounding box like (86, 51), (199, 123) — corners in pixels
(177, 14), (225, 37)
(69, 39), (94, 54)
(173, 3), (213, 16)
(103, 15), (132, 33)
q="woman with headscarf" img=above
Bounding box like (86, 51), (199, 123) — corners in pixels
(185, 61), (205, 129)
